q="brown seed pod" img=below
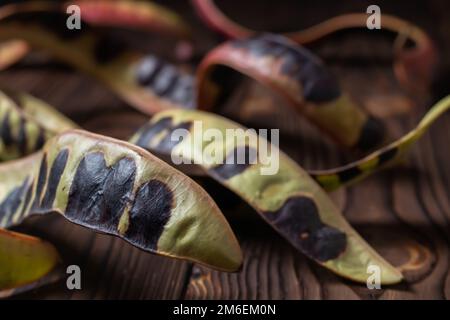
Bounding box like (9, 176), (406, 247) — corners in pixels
(0, 228), (61, 298)
(0, 130), (242, 272)
(191, 0), (438, 93)
(197, 34), (385, 151)
(72, 0), (191, 38)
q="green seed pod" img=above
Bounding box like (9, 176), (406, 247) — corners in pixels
(0, 228), (61, 298)
(0, 130), (242, 272)
(132, 95), (450, 192)
(0, 90), (78, 160)
(310, 95), (450, 191)
(130, 109), (403, 284)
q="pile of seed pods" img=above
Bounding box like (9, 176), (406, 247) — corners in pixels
(0, 0), (448, 297)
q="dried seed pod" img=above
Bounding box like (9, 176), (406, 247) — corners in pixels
(197, 34), (385, 151)
(0, 90), (78, 161)
(310, 95), (450, 191)
(0, 130), (242, 272)
(0, 12), (385, 152)
(0, 19), (195, 113)
(72, 0), (191, 38)
(132, 94), (450, 192)
(192, 0), (438, 93)
(130, 109), (403, 284)
(0, 228), (61, 298)
(0, 0), (191, 70)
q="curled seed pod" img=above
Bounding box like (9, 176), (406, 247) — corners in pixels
(0, 90), (78, 161)
(197, 34), (385, 151)
(132, 95), (450, 192)
(0, 18), (196, 113)
(72, 0), (191, 38)
(130, 109), (402, 284)
(310, 95), (450, 191)
(0, 228), (61, 298)
(191, 0), (438, 93)
(0, 14), (384, 152)
(0, 130), (242, 272)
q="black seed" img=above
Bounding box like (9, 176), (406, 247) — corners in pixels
(31, 153), (48, 209)
(134, 117), (192, 154)
(101, 157), (136, 230)
(18, 181), (33, 222)
(134, 117), (173, 148)
(17, 117), (27, 155)
(34, 128), (46, 151)
(378, 147), (398, 165)
(135, 55), (163, 85)
(169, 75), (195, 106)
(40, 149), (69, 210)
(65, 152), (110, 225)
(337, 166), (363, 184)
(151, 65), (178, 96)
(232, 35), (341, 103)
(209, 146), (257, 180)
(0, 178), (29, 227)
(1, 111), (13, 147)
(65, 153), (137, 234)
(265, 196), (346, 262)
(356, 116), (385, 151)
(155, 121), (192, 154)
(126, 180), (173, 251)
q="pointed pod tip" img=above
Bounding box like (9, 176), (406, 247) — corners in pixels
(156, 187), (243, 272)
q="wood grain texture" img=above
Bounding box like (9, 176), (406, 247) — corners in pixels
(0, 0), (449, 299)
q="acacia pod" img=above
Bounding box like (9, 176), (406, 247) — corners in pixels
(197, 34), (385, 151)
(0, 0), (191, 70)
(130, 109), (403, 284)
(310, 95), (450, 190)
(72, 0), (191, 38)
(0, 130), (242, 272)
(3, 90), (449, 193)
(191, 0), (438, 92)
(0, 16), (196, 114)
(0, 15), (384, 151)
(0, 90), (78, 160)
(0, 228), (61, 298)
(132, 95), (450, 192)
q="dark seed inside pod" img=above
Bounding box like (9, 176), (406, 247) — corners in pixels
(266, 196), (347, 262)
(126, 179), (173, 250)
(65, 152), (136, 234)
(209, 146), (258, 180)
(356, 116), (386, 152)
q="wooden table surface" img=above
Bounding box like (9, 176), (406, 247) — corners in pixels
(2, 0), (450, 300)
